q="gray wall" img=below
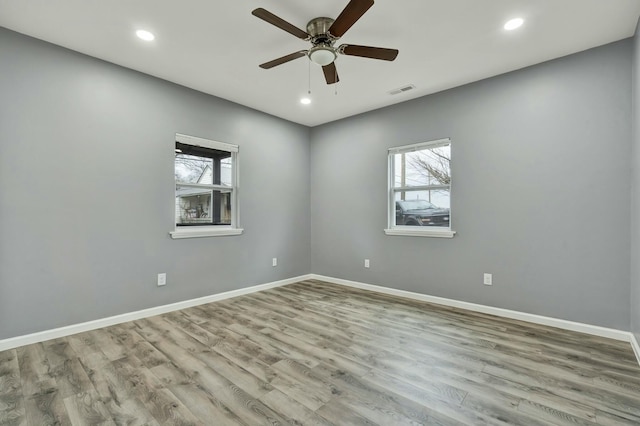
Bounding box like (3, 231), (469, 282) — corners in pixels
(632, 22), (640, 342)
(1, 25), (635, 341)
(0, 28), (311, 340)
(310, 40), (632, 330)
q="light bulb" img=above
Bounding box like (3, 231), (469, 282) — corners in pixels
(504, 18), (524, 31)
(136, 30), (155, 41)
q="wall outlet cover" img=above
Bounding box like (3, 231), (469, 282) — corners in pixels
(157, 273), (167, 286)
(483, 273), (492, 286)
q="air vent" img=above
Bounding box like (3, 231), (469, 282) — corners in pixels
(388, 84), (415, 95)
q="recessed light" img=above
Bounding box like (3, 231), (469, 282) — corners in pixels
(504, 18), (524, 31)
(300, 97), (311, 105)
(136, 29), (155, 41)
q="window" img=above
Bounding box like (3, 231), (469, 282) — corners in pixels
(385, 138), (455, 238)
(170, 134), (242, 239)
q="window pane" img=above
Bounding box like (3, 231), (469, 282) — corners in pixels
(393, 144), (450, 188)
(175, 152), (233, 186)
(176, 186), (232, 226)
(220, 156), (232, 187)
(175, 153), (213, 184)
(394, 189), (450, 227)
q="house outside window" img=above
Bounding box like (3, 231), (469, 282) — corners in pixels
(385, 138), (455, 238)
(170, 134), (242, 239)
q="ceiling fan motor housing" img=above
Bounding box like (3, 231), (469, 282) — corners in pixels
(307, 17), (336, 41)
(306, 17), (338, 65)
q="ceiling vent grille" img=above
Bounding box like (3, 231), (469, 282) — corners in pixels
(388, 84), (415, 95)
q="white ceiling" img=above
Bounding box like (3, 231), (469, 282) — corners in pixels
(1, 1), (639, 127)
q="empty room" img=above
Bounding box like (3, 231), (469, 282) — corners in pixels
(1, 0), (640, 424)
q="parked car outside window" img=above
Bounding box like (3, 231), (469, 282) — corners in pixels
(395, 199), (450, 227)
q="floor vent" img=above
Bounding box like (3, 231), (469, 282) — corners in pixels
(389, 84), (416, 95)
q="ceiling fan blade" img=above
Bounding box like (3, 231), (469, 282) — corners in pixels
(328, 0), (374, 38)
(259, 51), (308, 69)
(322, 62), (340, 85)
(340, 44), (399, 61)
(252, 8), (310, 40)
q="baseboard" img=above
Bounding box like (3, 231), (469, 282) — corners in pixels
(309, 274), (632, 343)
(631, 333), (640, 366)
(0, 274), (313, 352)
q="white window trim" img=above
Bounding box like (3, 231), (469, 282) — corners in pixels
(170, 134), (243, 239)
(386, 138), (455, 238)
(170, 227), (243, 239)
(384, 227), (455, 238)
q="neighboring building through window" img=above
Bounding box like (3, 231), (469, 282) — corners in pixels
(170, 134), (242, 239)
(385, 138), (455, 238)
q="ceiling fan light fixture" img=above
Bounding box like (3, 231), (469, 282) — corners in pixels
(308, 46), (337, 66)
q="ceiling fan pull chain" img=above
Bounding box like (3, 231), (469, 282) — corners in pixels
(308, 58), (312, 96)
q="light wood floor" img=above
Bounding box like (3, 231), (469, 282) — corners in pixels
(1, 280), (639, 425)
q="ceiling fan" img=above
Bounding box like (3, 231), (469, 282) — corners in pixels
(251, 0), (399, 85)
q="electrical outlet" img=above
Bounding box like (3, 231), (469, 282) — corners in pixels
(483, 273), (492, 286)
(272, 258), (277, 267)
(157, 273), (167, 286)
(364, 259), (370, 268)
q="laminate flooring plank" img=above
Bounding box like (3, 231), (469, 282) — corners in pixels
(62, 389), (116, 426)
(257, 389), (334, 426)
(516, 399), (596, 426)
(201, 326), (283, 367)
(193, 349), (273, 399)
(48, 357), (94, 400)
(0, 352), (24, 426)
(206, 338), (279, 385)
(308, 360), (448, 426)
(595, 408), (640, 426)
(0, 349), (22, 402)
(16, 344), (56, 397)
(593, 371), (640, 398)
(162, 312), (221, 349)
(256, 324), (372, 377)
(81, 355), (161, 425)
(225, 323), (320, 369)
(24, 389), (72, 426)
(458, 392), (549, 426)
(0, 403), (25, 426)
(103, 324), (170, 369)
(314, 398), (379, 426)
(167, 384), (246, 426)
(355, 368), (469, 425)
(268, 367), (330, 411)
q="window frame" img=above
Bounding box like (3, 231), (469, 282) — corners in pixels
(170, 133), (243, 239)
(384, 138), (455, 238)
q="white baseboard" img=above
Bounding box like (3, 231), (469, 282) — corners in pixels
(631, 333), (640, 366)
(0, 274), (313, 352)
(309, 274), (633, 343)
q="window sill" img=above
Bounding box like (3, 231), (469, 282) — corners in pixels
(170, 227), (244, 239)
(384, 228), (456, 238)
